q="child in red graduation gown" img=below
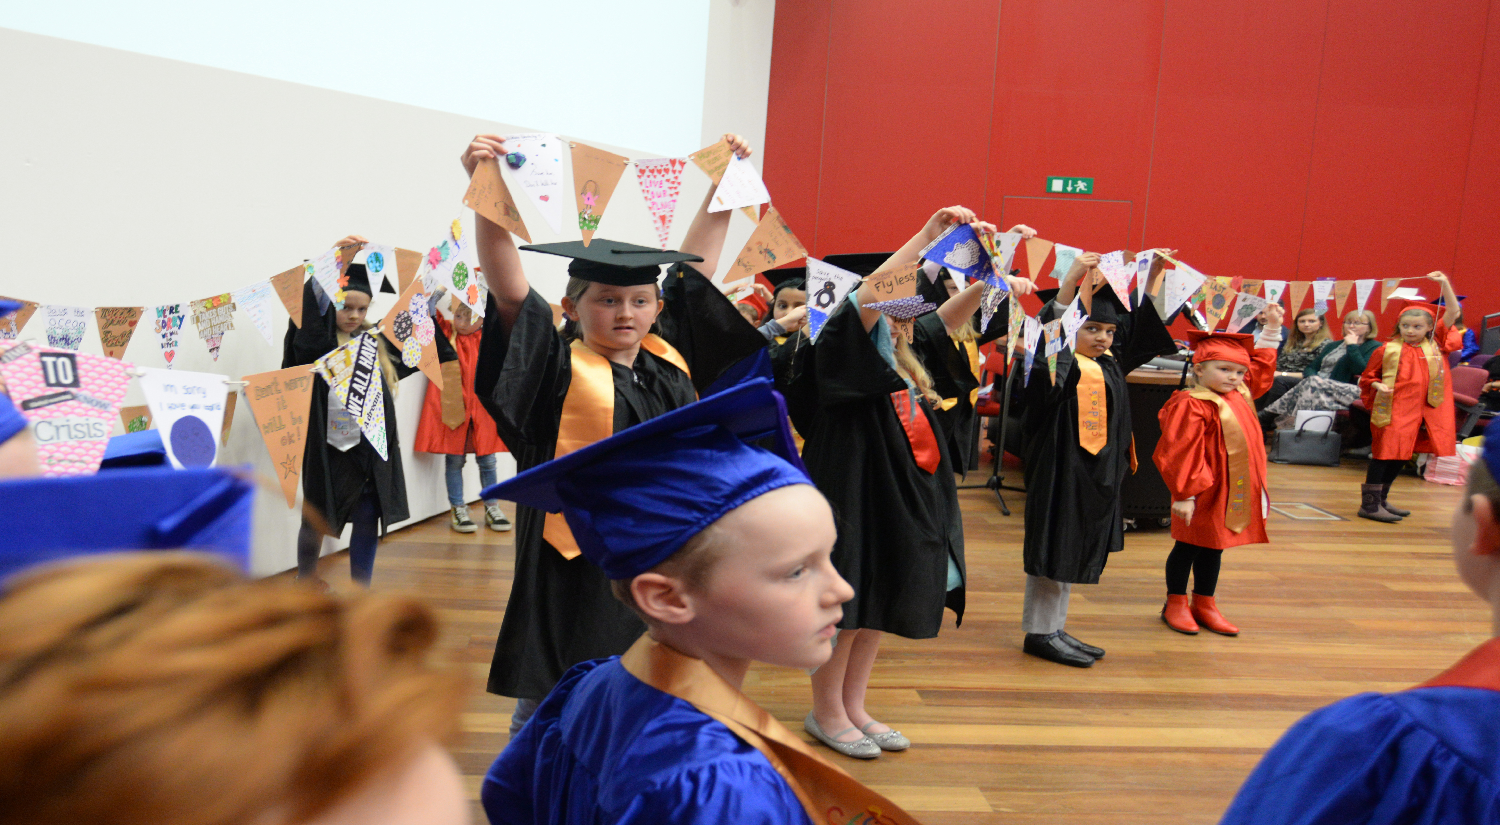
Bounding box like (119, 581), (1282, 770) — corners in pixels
(413, 299), (512, 533)
(1220, 416), (1500, 825)
(1356, 273), (1464, 523)
(1153, 318), (1282, 636)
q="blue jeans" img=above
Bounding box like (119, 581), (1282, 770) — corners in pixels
(445, 453), (499, 507)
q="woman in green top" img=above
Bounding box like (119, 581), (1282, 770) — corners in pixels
(1263, 309), (1380, 426)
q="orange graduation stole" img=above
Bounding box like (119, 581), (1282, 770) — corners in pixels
(1187, 385), (1253, 534)
(1372, 338), (1443, 428)
(891, 389), (942, 474)
(542, 336), (691, 560)
(1076, 354), (1107, 454)
(620, 636), (922, 825)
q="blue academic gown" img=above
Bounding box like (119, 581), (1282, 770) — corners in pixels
(483, 656), (811, 825)
(1221, 645), (1500, 824)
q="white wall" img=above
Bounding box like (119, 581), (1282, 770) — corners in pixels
(0, 1), (776, 575)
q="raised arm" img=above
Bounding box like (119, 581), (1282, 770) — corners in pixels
(936, 280), (985, 334)
(677, 134), (753, 278)
(855, 207), (988, 332)
(1428, 271), (1461, 327)
(461, 135), (528, 334)
(1054, 252), (1102, 308)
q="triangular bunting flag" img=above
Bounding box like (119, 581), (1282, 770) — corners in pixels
(94, 306), (144, 360)
(190, 293), (237, 361)
(140, 367), (230, 468)
(804, 257), (864, 342)
(0, 297), (39, 340)
(43, 305), (89, 350)
(1024, 237), (1056, 281)
(1381, 278), (1402, 311)
(1311, 279), (1334, 315)
(242, 366), (317, 508)
(1263, 280), (1288, 307)
(729, 206), (807, 280)
(635, 157), (687, 248)
(919, 223), (993, 285)
(0, 345), (131, 475)
(270, 265), (305, 328)
(1161, 264), (1207, 317)
(570, 142), (629, 246)
(1006, 293), (1026, 361)
(502, 133), (566, 235)
(231, 282), (279, 347)
(1288, 281), (1310, 312)
(119, 404), (151, 433)
(1022, 316), (1041, 387)
(220, 391), (236, 446)
(1330, 281), (1353, 317)
(708, 153), (770, 214)
(382, 274), (443, 389)
(153, 304), (185, 368)
(1049, 245), (1082, 280)
(1354, 279), (1375, 311)
(463, 158), (533, 243)
(313, 332), (388, 460)
(1228, 292), (1270, 333)
(1043, 320), (1063, 385)
(1241, 279), (1263, 297)
(1202, 277), (1237, 330)
(689, 138), (734, 185)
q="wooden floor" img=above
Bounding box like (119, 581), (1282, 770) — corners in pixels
(323, 457), (1491, 824)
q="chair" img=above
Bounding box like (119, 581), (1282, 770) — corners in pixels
(1480, 312), (1500, 355)
(1450, 365), (1494, 439)
(1466, 353), (1492, 371)
(958, 344), (1025, 515)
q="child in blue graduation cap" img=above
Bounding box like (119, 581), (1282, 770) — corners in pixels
(479, 380), (922, 825)
(1220, 415), (1500, 825)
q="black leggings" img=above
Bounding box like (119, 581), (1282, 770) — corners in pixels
(297, 484), (382, 585)
(1365, 458), (1404, 486)
(1165, 541), (1223, 597)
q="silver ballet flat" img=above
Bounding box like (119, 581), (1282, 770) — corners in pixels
(860, 721), (911, 751)
(803, 711), (880, 759)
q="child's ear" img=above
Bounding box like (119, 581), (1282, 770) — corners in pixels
(1471, 496), (1500, 557)
(559, 296), (578, 321)
(631, 573), (695, 625)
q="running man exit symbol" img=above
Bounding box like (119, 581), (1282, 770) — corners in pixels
(1046, 177), (1094, 195)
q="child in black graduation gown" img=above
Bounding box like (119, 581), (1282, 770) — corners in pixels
(1017, 253), (1175, 666)
(461, 134), (766, 734)
(283, 243), (447, 586)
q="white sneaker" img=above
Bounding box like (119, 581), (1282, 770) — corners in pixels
(450, 505), (478, 533)
(485, 503), (513, 532)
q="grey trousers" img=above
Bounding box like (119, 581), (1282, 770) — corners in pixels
(509, 697), (541, 737)
(1021, 575), (1072, 634)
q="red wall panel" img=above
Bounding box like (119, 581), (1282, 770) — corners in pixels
(1455, 0), (1500, 320)
(761, 0), (832, 246)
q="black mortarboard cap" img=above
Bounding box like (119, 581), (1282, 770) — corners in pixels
(764, 266), (807, 297)
(1036, 284), (1127, 326)
(343, 263), (373, 296)
(823, 252), (896, 278)
(520, 239), (705, 287)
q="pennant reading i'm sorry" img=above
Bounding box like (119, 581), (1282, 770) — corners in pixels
(138, 367), (229, 469)
(571, 142), (628, 246)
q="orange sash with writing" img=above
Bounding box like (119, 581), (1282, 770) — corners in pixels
(621, 636), (922, 825)
(1188, 385), (1253, 534)
(542, 336), (690, 559)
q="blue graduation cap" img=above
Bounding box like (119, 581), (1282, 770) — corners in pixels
(99, 429), (169, 470)
(480, 379), (810, 580)
(0, 466), (256, 580)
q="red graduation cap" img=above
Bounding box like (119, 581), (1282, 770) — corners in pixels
(1185, 330), (1255, 368)
(1391, 298), (1444, 322)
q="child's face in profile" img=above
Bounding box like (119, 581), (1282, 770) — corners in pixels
(1194, 359), (1248, 394)
(686, 485), (851, 671)
(1075, 320), (1116, 358)
(1398, 312), (1434, 344)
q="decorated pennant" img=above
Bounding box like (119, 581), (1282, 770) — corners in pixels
(153, 303), (186, 368)
(689, 138), (735, 185)
(1097, 252), (1134, 309)
(1162, 264), (1208, 317)
(1042, 320), (1063, 385)
(979, 282), (1008, 334)
(865, 261), (921, 303)
(570, 142), (629, 245)
(1262, 280), (1288, 307)
(1049, 244), (1082, 280)
(1006, 293), (1026, 361)
(190, 293), (237, 361)
(984, 232), (1024, 279)
(1061, 297), (1088, 349)
(502, 133), (566, 235)
(804, 257), (863, 342)
(1285, 280), (1309, 313)
(0, 344), (131, 476)
(1021, 315), (1041, 386)
(708, 153), (771, 214)
(1228, 292), (1270, 333)
(1310, 279), (1334, 315)
(1381, 278), (1402, 311)
(1241, 279), (1263, 299)
(0, 298), (39, 341)
(1134, 251), (1156, 304)
(231, 281), (280, 346)
(270, 265), (305, 327)
(94, 306), (144, 360)
(463, 158), (532, 243)
(919, 223), (993, 285)
(381, 275), (443, 389)
(1024, 237), (1056, 281)
(864, 295), (936, 319)
(43, 305), (89, 351)
(139, 367), (229, 469)
(119, 404), (151, 433)
(729, 206), (807, 280)
(1354, 279), (1376, 311)
(363, 244), (397, 293)
(1330, 281), (1352, 316)
(220, 391), (236, 446)
(306, 247), (345, 312)
(635, 157), (687, 248)
(1201, 277), (1237, 330)
(242, 366), (317, 508)
(313, 332), (388, 460)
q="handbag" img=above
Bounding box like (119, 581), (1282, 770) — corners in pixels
(1269, 413), (1342, 466)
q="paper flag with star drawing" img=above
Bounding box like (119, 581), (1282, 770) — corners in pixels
(242, 365), (316, 508)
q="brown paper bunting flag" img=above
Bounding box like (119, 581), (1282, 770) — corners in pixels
(729, 206), (807, 280)
(0, 297), (39, 340)
(95, 306), (144, 360)
(1381, 278), (1402, 311)
(570, 142), (629, 246)
(689, 139), (734, 185)
(1287, 281), (1310, 313)
(1330, 281), (1352, 316)
(1241, 279), (1263, 297)
(1023, 237), (1056, 281)
(463, 159), (532, 243)
(220, 391), (237, 446)
(270, 265), (305, 328)
(382, 275), (443, 389)
(395, 248), (424, 294)
(243, 366), (317, 508)
(119, 404), (152, 433)
(865, 261), (921, 302)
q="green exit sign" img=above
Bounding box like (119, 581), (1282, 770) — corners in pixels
(1046, 176), (1094, 195)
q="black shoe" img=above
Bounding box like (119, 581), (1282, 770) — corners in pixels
(1059, 632), (1104, 659)
(1023, 632), (1095, 668)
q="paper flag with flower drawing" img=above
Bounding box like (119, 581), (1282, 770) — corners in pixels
(804, 257), (863, 343)
(502, 133), (566, 235)
(729, 206), (807, 280)
(708, 153), (770, 214)
(570, 142), (628, 246)
(635, 158), (687, 248)
(918, 223), (993, 285)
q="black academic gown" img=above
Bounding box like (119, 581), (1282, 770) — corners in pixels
(795, 298), (965, 639)
(473, 263), (765, 701)
(281, 280), (445, 537)
(1019, 297), (1173, 584)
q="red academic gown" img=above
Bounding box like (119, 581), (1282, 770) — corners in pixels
(1359, 325), (1463, 461)
(413, 316), (507, 456)
(1154, 346), (1277, 550)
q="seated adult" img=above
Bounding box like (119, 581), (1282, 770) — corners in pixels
(1219, 422), (1500, 824)
(1258, 308), (1329, 415)
(0, 553), (469, 825)
(1261, 310), (1379, 433)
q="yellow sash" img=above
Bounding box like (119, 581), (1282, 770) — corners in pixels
(542, 336), (690, 559)
(1076, 354), (1107, 454)
(620, 636), (922, 825)
(1188, 386), (1253, 534)
(937, 339), (982, 412)
(1372, 338), (1443, 428)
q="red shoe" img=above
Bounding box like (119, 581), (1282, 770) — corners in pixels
(1190, 594), (1239, 636)
(1161, 594), (1199, 634)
